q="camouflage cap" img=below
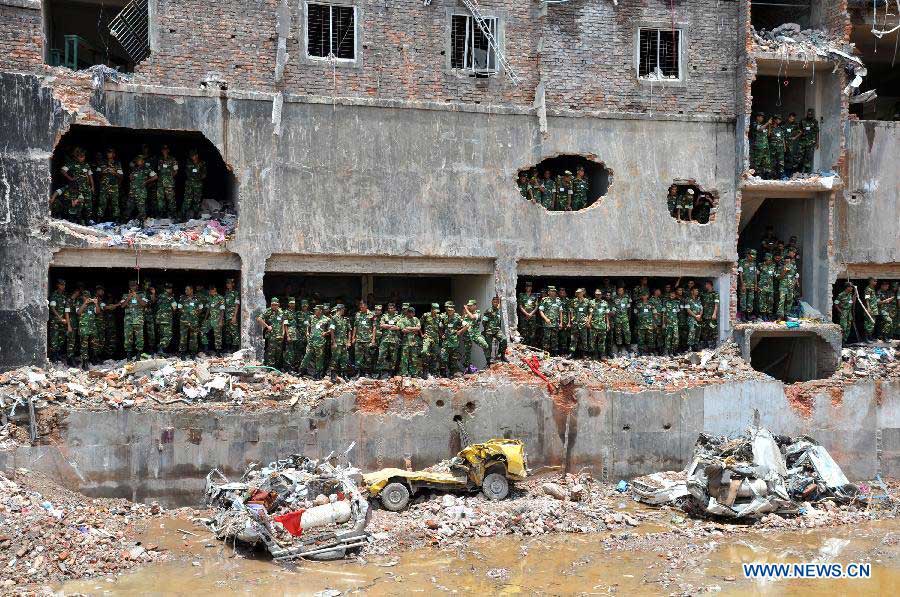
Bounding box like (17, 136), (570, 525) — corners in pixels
(466, 299), (477, 306)
(95, 284), (105, 290)
(335, 303), (345, 310)
(773, 113), (782, 119)
(576, 288), (586, 293)
(225, 277), (235, 283)
(401, 302), (410, 309)
(431, 303), (440, 309)
(406, 305), (415, 312)
(444, 301), (455, 308)
(82, 290), (91, 297)
(687, 188), (695, 195)
(314, 304), (323, 310)
(374, 304), (383, 310)
(55, 278), (66, 285)
(594, 289), (602, 295)
(134, 154), (146, 162)
(546, 285), (557, 291)
(300, 299), (309, 306)
(765, 252), (773, 259)
(563, 170), (573, 176)
(288, 297), (296, 304)
(270, 297), (280, 304)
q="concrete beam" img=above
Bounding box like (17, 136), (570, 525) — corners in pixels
(517, 259), (732, 278)
(51, 248), (241, 270)
(741, 179), (843, 197)
(836, 263), (900, 279)
(753, 52), (833, 77)
(265, 254), (495, 275)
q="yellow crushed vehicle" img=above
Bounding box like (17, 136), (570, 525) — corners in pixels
(363, 439), (527, 512)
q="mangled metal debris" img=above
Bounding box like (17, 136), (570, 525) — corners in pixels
(204, 445), (370, 561)
(634, 426), (863, 519)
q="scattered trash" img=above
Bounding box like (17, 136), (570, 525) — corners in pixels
(616, 480), (629, 493)
(51, 213), (237, 248)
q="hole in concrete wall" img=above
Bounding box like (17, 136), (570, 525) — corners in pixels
(51, 125), (238, 225)
(749, 333), (837, 382)
(435, 399), (445, 407)
(832, 278), (898, 344)
(515, 155), (611, 211)
(849, 19), (900, 120)
(622, 425), (631, 431)
(452, 414), (463, 423)
(465, 401), (476, 414)
(662, 423), (672, 430)
(751, 1), (817, 31)
(749, 77), (818, 179)
(46, 266), (241, 362)
(665, 180), (718, 224)
(44, 0), (149, 72)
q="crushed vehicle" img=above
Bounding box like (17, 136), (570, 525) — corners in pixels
(633, 426), (863, 519)
(204, 444), (370, 561)
(364, 439), (528, 512)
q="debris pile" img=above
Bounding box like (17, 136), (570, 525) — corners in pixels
(838, 344), (898, 380)
(0, 469), (165, 589)
(204, 447), (370, 561)
(752, 24), (867, 97)
(634, 427), (866, 519)
(52, 212), (237, 247)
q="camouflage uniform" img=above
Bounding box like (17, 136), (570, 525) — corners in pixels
(329, 312), (352, 375)
(156, 289), (177, 353)
(293, 304), (311, 369)
(610, 294), (632, 347)
(517, 178), (531, 201)
(833, 287), (855, 342)
(129, 163), (156, 220)
(757, 260), (776, 317)
(462, 306), (489, 370)
(155, 155), (179, 215)
(281, 302), (299, 369)
(555, 174), (574, 210)
(62, 157), (94, 222)
(700, 289), (720, 345)
(539, 176), (555, 210)
(260, 305), (287, 367)
(121, 290), (147, 354)
(420, 308), (443, 374)
(95, 159), (123, 221)
(798, 115), (819, 173)
(353, 309), (378, 374)
(538, 295), (562, 354)
(143, 286), (157, 354)
(775, 260), (798, 319)
(377, 311), (402, 374)
(589, 297), (610, 358)
(572, 176), (589, 210)
(202, 292), (226, 351)
(877, 287), (896, 340)
(301, 312), (331, 377)
(77, 295), (100, 364)
(783, 120), (802, 175)
(398, 314), (422, 376)
(177, 293), (202, 355)
(183, 158), (207, 218)
(633, 300), (656, 354)
(684, 296), (703, 350)
(737, 254), (758, 316)
(769, 123), (786, 179)
(223, 287), (241, 351)
(862, 285), (879, 338)
(482, 305), (507, 364)
(750, 119), (771, 177)
(48, 289), (69, 358)
(517, 292), (539, 345)
(662, 298), (681, 355)
(568, 297), (591, 356)
(440, 311), (466, 374)
(66, 292), (80, 361)
(649, 294), (665, 352)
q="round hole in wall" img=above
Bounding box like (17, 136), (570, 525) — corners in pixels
(465, 401), (476, 414)
(453, 415), (463, 423)
(622, 425), (631, 431)
(436, 400), (445, 407)
(663, 423), (672, 430)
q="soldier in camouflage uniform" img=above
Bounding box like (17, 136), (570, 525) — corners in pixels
(461, 299), (489, 370)
(517, 281), (538, 345)
(66, 287), (82, 364)
(420, 303), (443, 376)
(556, 170), (574, 211)
(877, 280), (896, 341)
(750, 112), (772, 178)
(861, 278), (879, 342)
(633, 293), (656, 355)
(297, 305), (328, 379)
(568, 289), (591, 358)
(128, 155), (158, 222)
(75, 290), (101, 369)
(776, 256), (799, 320)
(610, 286), (632, 353)
(328, 304), (352, 380)
(156, 282), (177, 354)
(539, 170), (555, 210)
(178, 285), (203, 356)
(482, 296), (508, 364)
(572, 166), (589, 210)
(257, 297), (286, 368)
(352, 300), (378, 377)
(398, 306), (423, 377)
(142, 280), (157, 354)
(119, 280), (147, 359)
(649, 288), (665, 353)
(183, 149), (207, 219)
(833, 282), (856, 343)
(662, 290), (681, 356)
(757, 253), (776, 321)
(700, 281), (719, 348)
(737, 248), (758, 320)
(377, 303), (402, 378)
(94, 148), (123, 222)
(557, 287), (571, 355)
(680, 188), (695, 221)
(93, 285), (111, 359)
(768, 114), (786, 179)
(798, 108), (819, 174)
(667, 185), (679, 219)
(588, 289), (610, 359)
(440, 302), (466, 376)
(223, 278), (240, 351)
(538, 286), (563, 355)
(61, 147), (95, 223)
(783, 112), (802, 176)
(279, 298), (298, 370)
(517, 172), (533, 202)
(684, 288), (704, 352)
(201, 285), (226, 353)
(155, 144), (179, 217)
(48, 279), (69, 361)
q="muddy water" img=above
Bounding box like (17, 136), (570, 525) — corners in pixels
(60, 517), (900, 595)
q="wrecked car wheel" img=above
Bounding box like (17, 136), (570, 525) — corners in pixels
(482, 473), (509, 501)
(381, 482), (411, 512)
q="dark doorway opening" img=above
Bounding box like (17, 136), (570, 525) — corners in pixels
(831, 278), (898, 344)
(516, 155), (612, 211)
(749, 333), (836, 382)
(751, 1), (815, 32)
(849, 21), (900, 120)
(665, 180), (718, 224)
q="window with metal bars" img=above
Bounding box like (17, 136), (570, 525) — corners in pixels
(306, 3), (356, 60)
(450, 15), (498, 74)
(638, 28), (682, 80)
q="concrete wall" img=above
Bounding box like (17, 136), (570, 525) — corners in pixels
(3, 378), (897, 506)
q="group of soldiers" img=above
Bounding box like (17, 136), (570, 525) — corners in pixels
(834, 279), (899, 344)
(47, 277), (240, 369)
(51, 144), (208, 225)
(517, 279), (720, 358)
(666, 185), (716, 224)
(736, 229), (804, 322)
(516, 166), (593, 211)
(749, 108), (819, 179)
(257, 297), (509, 380)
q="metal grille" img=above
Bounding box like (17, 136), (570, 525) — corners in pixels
(307, 3), (355, 60)
(108, 0), (150, 63)
(638, 28), (680, 79)
(450, 14), (497, 73)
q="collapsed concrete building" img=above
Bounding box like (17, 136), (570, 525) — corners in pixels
(0, 1), (898, 498)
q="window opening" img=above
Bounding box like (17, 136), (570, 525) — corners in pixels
(638, 28), (681, 80)
(451, 14), (498, 74)
(307, 3), (356, 60)
(45, 0), (147, 72)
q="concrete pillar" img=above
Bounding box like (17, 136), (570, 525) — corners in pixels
(715, 273), (732, 343)
(240, 252), (268, 357)
(494, 252), (518, 341)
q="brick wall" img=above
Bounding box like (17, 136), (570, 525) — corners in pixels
(0, 4), (43, 73)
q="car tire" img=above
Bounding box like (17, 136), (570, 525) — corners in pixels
(482, 473), (509, 501)
(380, 482), (411, 512)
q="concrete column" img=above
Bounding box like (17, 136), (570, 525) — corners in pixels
(493, 252), (518, 341)
(240, 252), (268, 357)
(715, 273), (732, 343)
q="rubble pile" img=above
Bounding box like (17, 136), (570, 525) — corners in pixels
(634, 427), (873, 520)
(0, 469), (165, 589)
(52, 211), (237, 247)
(204, 448), (370, 561)
(838, 344), (898, 380)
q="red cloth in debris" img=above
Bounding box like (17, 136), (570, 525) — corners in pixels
(273, 509), (305, 536)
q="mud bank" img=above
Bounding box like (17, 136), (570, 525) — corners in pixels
(2, 379), (898, 507)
